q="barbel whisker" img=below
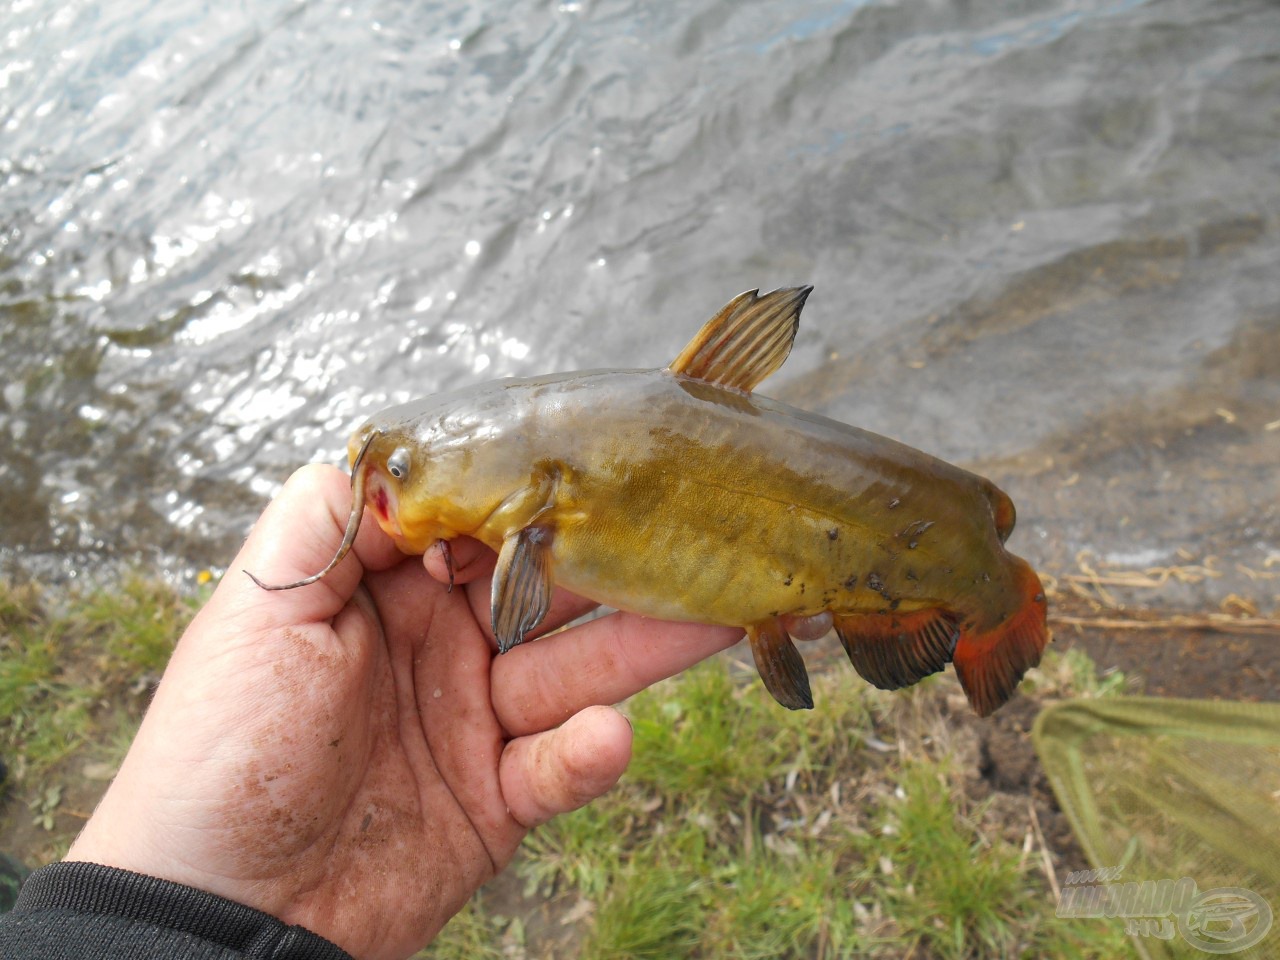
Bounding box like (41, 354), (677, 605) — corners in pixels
(434, 539), (455, 593)
(245, 429), (380, 590)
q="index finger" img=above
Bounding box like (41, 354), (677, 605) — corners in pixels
(427, 550), (601, 649)
(490, 613), (743, 737)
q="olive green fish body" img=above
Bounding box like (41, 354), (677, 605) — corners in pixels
(379, 372), (1016, 630)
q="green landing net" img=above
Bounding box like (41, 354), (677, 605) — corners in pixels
(1034, 697), (1280, 960)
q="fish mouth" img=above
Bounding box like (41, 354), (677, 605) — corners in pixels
(365, 470), (406, 546)
(365, 471), (455, 554)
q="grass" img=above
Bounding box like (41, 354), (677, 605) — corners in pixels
(414, 901), (507, 960)
(1022, 645), (1130, 701)
(1, 577), (1135, 957)
(427, 650), (1136, 960)
(876, 759), (1028, 958)
(0, 577), (203, 860)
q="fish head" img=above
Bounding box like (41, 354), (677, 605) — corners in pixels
(347, 420), (458, 553)
(348, 390), (523, 554)
(249, 387), (521, 592)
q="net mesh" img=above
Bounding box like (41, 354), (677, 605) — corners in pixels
(1033, 697), (1280, 959)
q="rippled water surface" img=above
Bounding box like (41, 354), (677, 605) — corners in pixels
(2, 0), (1278, 603)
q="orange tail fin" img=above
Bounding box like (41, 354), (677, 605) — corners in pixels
(952, 561), (1050, 717)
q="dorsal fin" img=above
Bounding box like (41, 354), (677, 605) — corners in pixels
(668, 286), (813, 392)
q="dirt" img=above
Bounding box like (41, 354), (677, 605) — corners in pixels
(1058, 619), (1279, 703)
(967, 695), (1082, 865)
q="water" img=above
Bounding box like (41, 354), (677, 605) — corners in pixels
(2, 0), (1277, 606)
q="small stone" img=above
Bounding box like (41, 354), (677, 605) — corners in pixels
(82, 762), (118, 781)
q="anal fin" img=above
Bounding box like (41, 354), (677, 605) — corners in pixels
(491, 525), (555, 654)
(747, 620), (813, 711)
(834, 608), (959, 692)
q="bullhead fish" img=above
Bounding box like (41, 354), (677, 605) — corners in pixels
(251, 287), (1050, 716)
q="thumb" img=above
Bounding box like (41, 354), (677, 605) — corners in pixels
(222, 463), (401, 629)
(498, 705), (633, 828)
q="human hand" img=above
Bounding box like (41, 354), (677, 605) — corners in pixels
(67, 464), (741, 959)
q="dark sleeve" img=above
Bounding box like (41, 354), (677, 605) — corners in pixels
(0, 862), (355, 960)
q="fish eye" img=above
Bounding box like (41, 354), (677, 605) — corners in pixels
(387, 448), (411, 481)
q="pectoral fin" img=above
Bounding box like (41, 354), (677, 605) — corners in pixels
(748, 620), (813, 711)
(492, 525), (555, 654)
(668, 286), (812, 392)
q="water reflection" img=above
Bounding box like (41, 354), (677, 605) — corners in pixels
(0, 0), (1276, 609)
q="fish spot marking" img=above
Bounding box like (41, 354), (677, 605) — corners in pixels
(866, 571), (894, 603)
(897, 519), (935, 550)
